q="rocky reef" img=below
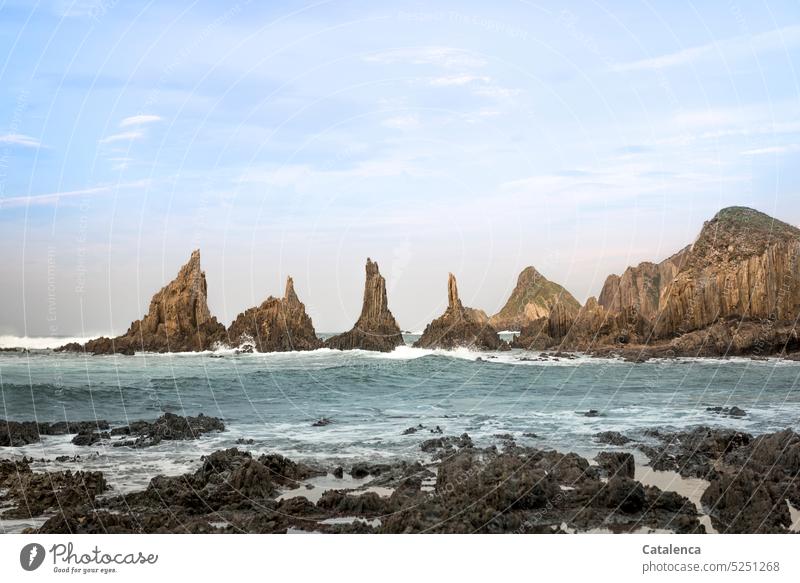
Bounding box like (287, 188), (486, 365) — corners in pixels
(415, 274), (504, 350)
(490, 266), (581, 332)
(325, 259), (404, 352)
(227, 277), (322, 352)
(59, 250), (227, 355)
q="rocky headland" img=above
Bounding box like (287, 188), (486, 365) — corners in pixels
(227, 277), (322, 352)
(513, 207), (800, 359)
(414, 274), (504, 350)
(325, 259), (404, 352)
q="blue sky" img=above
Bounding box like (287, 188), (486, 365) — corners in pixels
(1, 0), (799, 337)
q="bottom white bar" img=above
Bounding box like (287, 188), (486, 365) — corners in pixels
(1, 534), (797, 582)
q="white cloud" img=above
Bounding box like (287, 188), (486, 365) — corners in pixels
(120, 114), (162, 127)
(0, 180), (150, 209)
(98, 130), (144, 144)
(0, 134), (41, 148)
(382, 115), (420, 130)
(430, 74), (490, 86)
(741, 144), (800, 156)
(611, 24), (800, 72)
(365, 47), (487, 69)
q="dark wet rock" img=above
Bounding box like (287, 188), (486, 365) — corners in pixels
(0, 464), (107, 519)
(706, 405), (747, 418)
(595, 452), (635, 479)
(601, 477), (646, 513)
(701, 468), (791, 533)
(1, 419), (111, 447)
(317, 490), (388, 516)
(332, 466), (344, 479)
(493, 433), (514, 441)
(420, 433), (473, 457)
(235, 438), (255, 445)
(256, 453), (324, 487)
(581, 409), (600, 418)
(111, 412), (225, 448)
(638, 426), (752, 478)
(522, 432), (539, 438)
(402, 424), (424, 435)
(311, 418), (332, 427)
(429, 425), (443, 434)
(350, 462), (391, 479)
(71, 431), (109, 446)
(594, 431), (632, 446)
(325, 259), (404, 352)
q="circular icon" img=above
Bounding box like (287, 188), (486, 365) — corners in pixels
(20, 543), (46, 571)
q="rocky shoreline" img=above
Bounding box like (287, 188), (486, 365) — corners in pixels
(2, 413), (798, 534)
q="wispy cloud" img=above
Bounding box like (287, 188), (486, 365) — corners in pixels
(119, 114), (162, 127)
(0, 180), (150, 209)
(365, 47), (487, 69)
(429, 74), (490, 86)
(382, 114), (420, 130)
(98, 130), (144, 144)
(0, 134), (41, 148)
(611, 24), (800, 72)
(741, 144), (800, 156)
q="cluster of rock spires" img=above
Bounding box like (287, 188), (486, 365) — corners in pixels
(58, 206), (800, 358)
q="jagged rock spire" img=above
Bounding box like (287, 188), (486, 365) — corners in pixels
(414, 273), (503, 350)
(325, 258), (404, 352)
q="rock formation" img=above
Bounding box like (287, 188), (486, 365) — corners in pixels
(325, 258), (404, 352)
(414, 274), (504, 350)
(515, 207), (800, 358)
(490, 266), (581, 331)
(227, 277), (322, 352)
(68, 250), (227, 354)
(598, 247), (690, 319)
(655, 207), (800, 337)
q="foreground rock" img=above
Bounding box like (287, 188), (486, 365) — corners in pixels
(637, 426), (800, 533)
(227, 277), (322, 352)
(414, 274), (504, 350)
(59, 250), (227, 354)
(0, 458), (107, 519)
(325, 259), (404, 352)
(490, 266), (581, 332)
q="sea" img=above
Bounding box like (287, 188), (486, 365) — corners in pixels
(1, 333), (799, 531)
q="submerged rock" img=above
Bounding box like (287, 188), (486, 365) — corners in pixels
(414, 274), (504, 350)
(325, 259), (404, 352)
(227, 277), (322, 352)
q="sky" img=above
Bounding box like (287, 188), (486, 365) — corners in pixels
(1, 0), (799, 337)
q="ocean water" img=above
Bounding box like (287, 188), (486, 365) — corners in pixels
(1, 337), (800, 502)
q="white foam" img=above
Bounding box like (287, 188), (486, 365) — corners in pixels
(0, 335), (95, 350)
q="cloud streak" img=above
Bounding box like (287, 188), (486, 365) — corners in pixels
(0, 134), (41, 148)
(611, 24), (800, 72)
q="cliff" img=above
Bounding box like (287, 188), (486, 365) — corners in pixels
(414, 274), (504, 350)
(598, 246), (690, 319)
(78, 250), (227, 354)
(227, 277), (322, 352)
(325, 258), (404, 352)
(655, 207), (800, 337)
(490, 266), (580, 331)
